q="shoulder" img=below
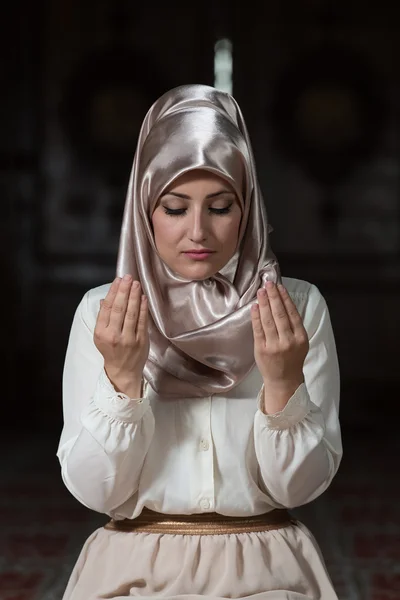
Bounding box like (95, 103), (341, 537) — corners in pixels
(282, 276), (317, 298)
(76, 283), (113, 332)
(282, 277), (329, 338)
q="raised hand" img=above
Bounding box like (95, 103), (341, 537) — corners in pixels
(251, 281), (309, 413)
(94, 275), (149, 398)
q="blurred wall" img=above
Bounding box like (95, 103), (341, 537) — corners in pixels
(2, 0), (399, 433)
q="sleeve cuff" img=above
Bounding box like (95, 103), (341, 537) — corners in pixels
(92, 370), (150, 424)
(256, 383), (311, 430)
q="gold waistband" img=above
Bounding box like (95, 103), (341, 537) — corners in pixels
(104, 508), (295, 535)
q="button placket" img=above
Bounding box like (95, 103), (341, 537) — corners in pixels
(197, 395), (214, 512)
(199, 438), (210, 451)
(200, 498), (211, 510)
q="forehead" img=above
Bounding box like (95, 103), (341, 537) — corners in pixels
(166, 169), (235, 193)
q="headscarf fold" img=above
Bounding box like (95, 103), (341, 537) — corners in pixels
(117, 84), (280, 398)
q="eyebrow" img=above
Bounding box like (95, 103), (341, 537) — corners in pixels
(162, 190), (235, 200)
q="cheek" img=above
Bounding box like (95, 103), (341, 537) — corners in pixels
(152, 213), (178, 251)
(151, 213), (164, 250)
(219, 215), (241, 247)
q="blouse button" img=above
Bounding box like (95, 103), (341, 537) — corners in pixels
(200, 498), (211, 510)
(199, 439), (210, 451)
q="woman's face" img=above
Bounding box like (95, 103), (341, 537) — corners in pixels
(151, 170), (242, 281)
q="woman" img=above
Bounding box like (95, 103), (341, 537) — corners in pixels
(58, 84), (342, 599)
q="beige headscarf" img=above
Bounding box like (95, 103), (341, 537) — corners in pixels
(117, 84), (280, 399)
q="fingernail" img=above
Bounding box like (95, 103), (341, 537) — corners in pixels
(132, 280), (140, 288)
(258, 288), (266, 297)
(123, 274), (132, 281)
(266, 281), (274, 289)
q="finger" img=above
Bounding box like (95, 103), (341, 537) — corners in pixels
(97, 278), (121, 328)
(108, 274), (133, 331)
(136, 295), (149, 339)
(277, 284), (304, 333)
(251, 303), (266, 345)
(265, 282), (292, 338)
(257, 288), (278, 340)
(122, 281), (142, 337)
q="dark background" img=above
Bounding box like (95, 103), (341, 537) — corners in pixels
(1, 1), (399, 599)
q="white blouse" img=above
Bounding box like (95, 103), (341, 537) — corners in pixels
(57, 277), (342, 519)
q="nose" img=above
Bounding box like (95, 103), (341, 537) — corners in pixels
(188, 208), (208, 243)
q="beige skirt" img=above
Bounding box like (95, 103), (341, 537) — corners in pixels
(62, 511), (338, 600)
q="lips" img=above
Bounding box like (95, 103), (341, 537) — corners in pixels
(184, 250), (215, 261)
(185, 249), (214, 254)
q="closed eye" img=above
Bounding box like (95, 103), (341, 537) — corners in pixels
(164, 204), (233, 217)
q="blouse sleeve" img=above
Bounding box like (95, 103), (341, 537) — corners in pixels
(56, 288), (155, 515)
(253, 284), (342, 509)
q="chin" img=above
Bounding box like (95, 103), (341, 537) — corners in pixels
(178, 265), (218, 281)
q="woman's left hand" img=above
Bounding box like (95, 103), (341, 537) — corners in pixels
(251, 282), (309, 413)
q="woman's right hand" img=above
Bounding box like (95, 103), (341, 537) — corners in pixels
(94, 275), (149, 398)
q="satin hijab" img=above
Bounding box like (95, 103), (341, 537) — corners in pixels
(116, 84), (280, 398)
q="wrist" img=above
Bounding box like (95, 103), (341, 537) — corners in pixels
(104, 366), (144, 398)
(262, 377), (304, 415)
